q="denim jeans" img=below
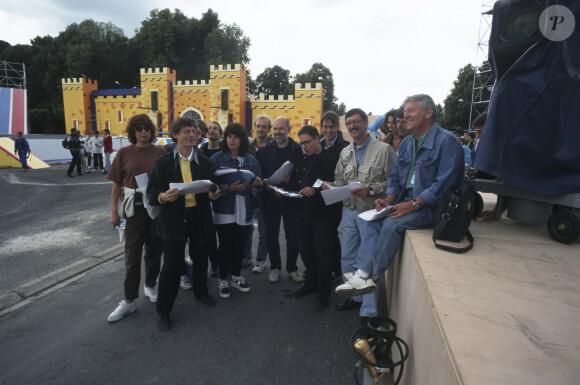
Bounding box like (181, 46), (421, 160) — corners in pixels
(340, 206), (377, 318)
(244, 204), (268, 261)
(104, 152), (111, 171)
(356, 207), (434, 275)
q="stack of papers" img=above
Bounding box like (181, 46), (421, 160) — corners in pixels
(270, 185), (303, 198)
(215, 168), (255, 184)
(358, 206), (393, 222)
(265, 161), (294, 185)
(320, 182), (362, 205)
(170, 180), (214, 194)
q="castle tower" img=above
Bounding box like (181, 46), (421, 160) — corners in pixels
(140, 67), (176, 132)
(61, 77), (98, 133)
(208, 64), (246, 129)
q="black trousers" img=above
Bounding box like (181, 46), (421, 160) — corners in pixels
(215, 223), (251, 280)
(263, 202), (299, 272)
(93, 153), (103, 169)
(156, 207), (209, 316)
(67, 151), (82, 175)
(296, 209), (334, 301)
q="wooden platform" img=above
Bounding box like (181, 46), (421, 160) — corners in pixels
(386, 206), (580, 384)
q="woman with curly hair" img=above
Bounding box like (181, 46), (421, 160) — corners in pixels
(106, 114), (166, 323)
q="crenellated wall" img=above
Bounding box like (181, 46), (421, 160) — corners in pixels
(249, 83), (323, 141)
(61, 78), (98, 133)
(62, 64), (323, 139)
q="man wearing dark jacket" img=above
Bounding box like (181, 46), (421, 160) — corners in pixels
(66, 129), (83, 177)
(147, 117), (221, 331)
(290, 125), (339, 306)
(256, 116), (303, 284)
(320, 111), (350, 280)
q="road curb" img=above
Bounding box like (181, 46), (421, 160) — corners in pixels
(0, 244), (125, 312)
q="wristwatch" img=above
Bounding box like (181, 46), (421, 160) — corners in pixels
(412, 199), (422, 210)
(369, 187), (375, 196)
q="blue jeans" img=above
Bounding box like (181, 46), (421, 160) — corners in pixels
(341, 207), (377, 318)
(18, 151), (28, 169)
(356, 207), (434, 275)
(104, 152), (111, 171)
(243, 204), (268, 261)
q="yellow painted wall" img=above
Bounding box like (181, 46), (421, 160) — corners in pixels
(61, 78), (98, 134)
(93, 95), (142, 135)
(173, 79), (210, 122)
(140, 67), (176, 132)
(249, 83), (323, 141)
(62, 64), (323, 140)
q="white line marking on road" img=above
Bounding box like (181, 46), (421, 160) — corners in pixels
(1, 174), (112, 186)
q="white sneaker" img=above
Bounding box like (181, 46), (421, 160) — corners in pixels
(289, 271), (304, 283)
(107, 300), (137, 322)
(269, 269), (280, 283)
(144, 285), (158, 303)
(231, 275), (251, 292)
(335, 275), (377, 297)
(252, 261), (266, 274)
(343, 272), (355, 281)
(180, 275), (193, 290)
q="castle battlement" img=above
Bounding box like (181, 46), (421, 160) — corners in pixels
(210, 64), (242, 72)
(61, 78), (96, 85)
(175, 80), (210, 87)
(94, 94), (139, 100)
(140, 67), (173, 76)
(250, 94), (295, 102)
(295, 82), (322, 91)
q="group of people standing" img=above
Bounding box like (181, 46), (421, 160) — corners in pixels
(105, 93), (465, 332)
(63, 128), (113, 177)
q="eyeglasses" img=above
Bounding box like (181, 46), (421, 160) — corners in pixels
(345, 119), (363, 127)
(299, 139), (314, 146)
(322, 125), (337, 129)
(135, 126), (148, 132)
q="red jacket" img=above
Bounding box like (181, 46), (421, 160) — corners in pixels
(103, 135), (113, 153)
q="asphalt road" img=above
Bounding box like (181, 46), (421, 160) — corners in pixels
(0, 164), (362, 384)
(0, 165), (116, 295)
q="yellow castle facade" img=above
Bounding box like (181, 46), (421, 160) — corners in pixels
(61, 64), (323, 141)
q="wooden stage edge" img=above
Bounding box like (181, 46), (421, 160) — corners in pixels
(385, 206), (580, 385)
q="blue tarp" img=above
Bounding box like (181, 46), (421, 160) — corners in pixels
(475, 0), (580, 195)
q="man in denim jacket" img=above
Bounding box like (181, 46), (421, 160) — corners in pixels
(336, 94), (464, 297)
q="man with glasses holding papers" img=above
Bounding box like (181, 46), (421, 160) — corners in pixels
(325, 108), (395, 326)
(147, 117), (221, 331)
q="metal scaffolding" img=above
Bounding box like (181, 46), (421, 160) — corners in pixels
(0, 60), (26, 89)
(469, 0), (496, 130)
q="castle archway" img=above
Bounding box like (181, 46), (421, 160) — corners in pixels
(180, 107), (204, 121)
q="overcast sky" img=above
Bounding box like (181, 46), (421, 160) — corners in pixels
(1, 0), (487, 114)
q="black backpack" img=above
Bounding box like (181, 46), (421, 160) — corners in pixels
(62, 136), (69, 149)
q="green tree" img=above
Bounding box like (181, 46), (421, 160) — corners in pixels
(294, 62), (340, 112)
(59, 20), (130, 88)
(436, 103), (445, 126)
(443, 64), (475, 131)
(130, 8), (250, 81)
(255, 65), (293, 97)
